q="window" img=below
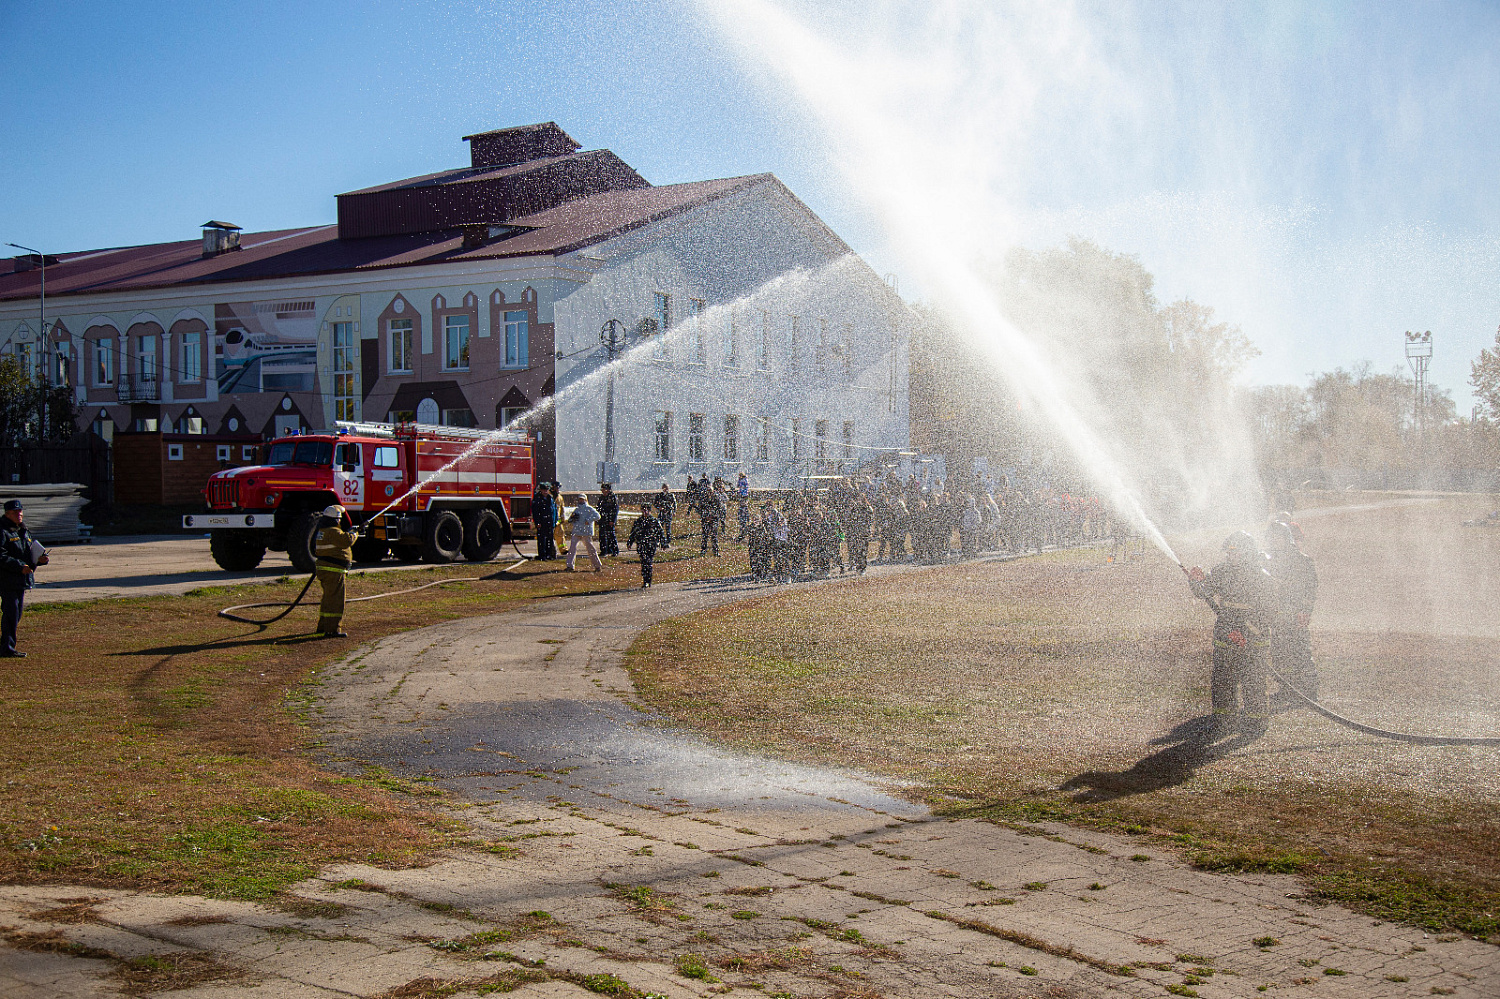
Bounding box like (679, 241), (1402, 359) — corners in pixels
(816, 319), (829, 372)
(139, 335), (157, 381)
(335, 442), (360, 468)
(14, 342), (32, 377)
(653, 411), (672, 462)
(788, 316), (800, 368)
(387, 408), (415, 424)
(842, 323), (854, 377)
(503, 310), (529, 367)
(181, 331), (201, 382)
(167, 443), (184, 461)
(790, 418), (802, 460)
(55, 342), (71, 386)
(755, 418), (770, 462)
(500, 406), (527, 428)
(815, 419), (829, 461)
(268, 440), (334, 466)
(96, 339), (114, 386)
(374, 446), (400, 468)
(688, 412), (706, 462)
(183, 416), (203, 434)
(723, 414), (739, 461)
(726, 307), (740, 367)
(442, 407), (477, 428)
(843, 420), (855, 458)
(688, 298), (707, 364)
(241, 446), (257, 461)
(216, 445), (231, 461)
(389, 319), (413, 372)
(653, 292), (672, 360)
(444, 315), (470, 370)
(332, 321), (357, 422)
(758, 311), (771, 369)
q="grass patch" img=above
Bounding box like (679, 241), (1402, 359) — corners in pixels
(624, 506), (1500, 938)
(2, 551), (748, 900)
(111, 951), (247, 995)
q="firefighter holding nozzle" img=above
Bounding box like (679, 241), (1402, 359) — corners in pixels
(314, 504), (360, 638)
(1186, 531), (1277, 734)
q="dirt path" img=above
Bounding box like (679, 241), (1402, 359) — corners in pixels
(5, 543), (1496, 998)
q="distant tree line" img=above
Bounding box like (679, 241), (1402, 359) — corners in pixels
(911, 238), (1500, 519)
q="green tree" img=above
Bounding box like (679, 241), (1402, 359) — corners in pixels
(0, 355), (77, 446)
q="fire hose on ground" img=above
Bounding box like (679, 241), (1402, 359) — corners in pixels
(1266, 664), (1500, 747)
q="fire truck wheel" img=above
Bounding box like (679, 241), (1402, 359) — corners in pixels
(287, 511), (321, 575)
(422, 510), (464, 564)
(209, 531), (266, 571)
(462, 509), (506, 562)
(351, 534), (389, 564)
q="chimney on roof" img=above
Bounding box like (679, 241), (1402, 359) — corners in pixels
(463, 122), (581, 169)
(201, 221), (242, 258)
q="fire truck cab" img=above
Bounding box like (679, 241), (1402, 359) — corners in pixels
(184, 421), (535, 573)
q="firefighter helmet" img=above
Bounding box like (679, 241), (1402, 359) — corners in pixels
(1265, 520), (1296, 551)
(1222, 530), (1259, 563)
(322, 504), (347, 522)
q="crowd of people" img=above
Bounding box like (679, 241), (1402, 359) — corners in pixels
(531, 469), (1118, 588)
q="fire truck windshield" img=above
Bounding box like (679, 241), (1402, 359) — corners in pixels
(267, 440), (335, 466)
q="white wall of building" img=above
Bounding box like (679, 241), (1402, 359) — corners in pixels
(550, 180), (910, 491)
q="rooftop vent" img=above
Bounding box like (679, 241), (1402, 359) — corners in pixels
(463, 122), (581, 169)
(201, 220), (242, 258)
(11, 252), (58, 273)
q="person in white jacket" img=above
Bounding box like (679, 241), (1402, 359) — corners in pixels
(565, 493), (604, 572)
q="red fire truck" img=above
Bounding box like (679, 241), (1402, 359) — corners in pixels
(184, 421), (535, 573)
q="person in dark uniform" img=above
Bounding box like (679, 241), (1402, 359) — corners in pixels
(0, 500), (48, 658)
(699, 486), (722, 556)
(533, 483), (556, 560)
(597, 483), (620, 557)
(845, 495), (873, 575)
(653, 484), (676, 549)
(314, 504), (358, 638)
(1265, 517), (1319, 700)
(1187, 530), (1277, 734)
(628, 503), (666, 588)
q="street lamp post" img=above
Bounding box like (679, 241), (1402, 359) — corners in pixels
(6, 242), (56, 434)
(599, 319), (627, 473)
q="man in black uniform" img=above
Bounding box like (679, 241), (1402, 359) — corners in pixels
(597, 483), (620, 557)
(1187, 531), (1277, 734)
(1265, 517), (1319, 700)
(533, 483), (556, 560)
(653, 484), (676, 549)
(0, 500), (48, 658)
(628, 503), (666, 588)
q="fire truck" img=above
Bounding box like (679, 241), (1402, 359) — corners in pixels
(183, 421), (536, 573)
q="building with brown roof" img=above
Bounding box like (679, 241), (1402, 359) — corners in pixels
(0, 123), (910, 492)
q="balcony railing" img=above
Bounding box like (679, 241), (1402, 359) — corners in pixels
(116, 372), (160, 403)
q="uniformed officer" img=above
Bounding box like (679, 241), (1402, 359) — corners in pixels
(314, 504), (358, 638)
(0, 499), (48, 658)
(1265, 517), (1319, 700)
(1187, 531), (1277, 734)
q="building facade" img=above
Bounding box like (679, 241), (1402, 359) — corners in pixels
(0, 123), (909, 491)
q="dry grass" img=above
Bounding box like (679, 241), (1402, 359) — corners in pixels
(627, 496), (1500, 936)
(109, 950), (248, 995)
(1, 547), (746, 899)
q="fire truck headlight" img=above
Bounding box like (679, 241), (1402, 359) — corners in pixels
(244, 515), (255, 527)
(264, 491), (280, 506)
(185, 516), (195, 528)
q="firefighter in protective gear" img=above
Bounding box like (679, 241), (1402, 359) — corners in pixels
(1186, 531), (1277, 733)
(1265, 517), (1319, 700)
(314, 504), (358, 638)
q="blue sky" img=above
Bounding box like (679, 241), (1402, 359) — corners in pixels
(2, 0), (1497, 407)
